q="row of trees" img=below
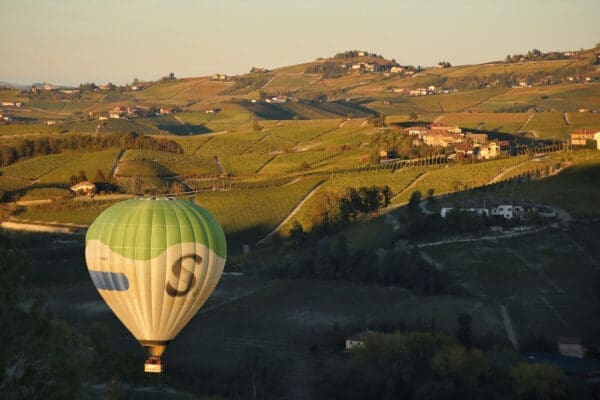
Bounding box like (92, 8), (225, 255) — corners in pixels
(0, 131), (182, 167)
(253, 231), (448, 291)
(317, 331), (570, 400)
(305, 186), (392, 230)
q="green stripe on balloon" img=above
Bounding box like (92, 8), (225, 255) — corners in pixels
(86, 197), (226, 260)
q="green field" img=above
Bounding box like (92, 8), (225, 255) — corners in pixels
(1, 153), (78, 180)
(39, 149), (121, 185)
(520, 111), (570, 140)
(120, 149), (218, 177)
(438, 112), (529, 133)
(194, 176), (323, 252)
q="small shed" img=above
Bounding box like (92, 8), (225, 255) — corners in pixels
(70, 181), (97, 196)
(558, 337), (585, 358)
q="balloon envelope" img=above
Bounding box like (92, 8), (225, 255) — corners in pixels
(85, 197), (226, 372)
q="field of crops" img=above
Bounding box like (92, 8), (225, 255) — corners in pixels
(566, 111), (600, 131)
(0, 176), (29, 192)
(219, 153), (275, 175)
(438, 112), (529, 133)
(20, 187), (72, 200)
(202, 106), (252, 132)
(268, 119), (341, 142)
(520, 111), (569, 139)
(263, 74), (316, 92)
(18, 200), (118, 225)
(475, 84), (600, 112)
(115, 160), (174, 177)
(0, 123), (62, 135)
(194, 176), (323, 252)
(258, 150), (337, 175)
(199, 131), (265, 156)
(391, 155), (528, 204)
(119, 149), (218, 177)
(39, 149), (121, 184)
(1, 153), (78, 180)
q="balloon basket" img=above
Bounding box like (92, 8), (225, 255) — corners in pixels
(144, 356), (163, 373)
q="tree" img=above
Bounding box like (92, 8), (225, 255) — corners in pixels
(0, 233), (90, 398)
(289, 221), (306, 246)
(407, 190), (422, 220)
(456, 313), (473, 348)
(409, 111), (419, 121)
(510, 363), (566, 400)
(169, 72), (176, 80)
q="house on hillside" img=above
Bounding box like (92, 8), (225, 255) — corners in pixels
(345, 331), (377, 351)
(266, 95), (287, 104)
(466, 132), (488, 144)
(404, 126), (429, 138)
(558, 337), (585, 358)
(390, 66), (404, 73)
(571, 130), (600, 148)
(423, 132), (462, 147)
(454, 142), (474, 157)
(491, 204), (525, 220)
(499, 140), (511, 151)
(477, 142), (500, 159)
(212, 74), (228, 81)
(409, 88), (428, 96)
(70, 181), (97, 196)
(159, 108), (173, 115)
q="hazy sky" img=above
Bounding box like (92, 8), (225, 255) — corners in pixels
(1, 0), (599, 86)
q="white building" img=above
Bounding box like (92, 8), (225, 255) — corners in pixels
(491, 204), (525, 219)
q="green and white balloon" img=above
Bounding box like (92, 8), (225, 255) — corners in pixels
(85, 197), (226, 373)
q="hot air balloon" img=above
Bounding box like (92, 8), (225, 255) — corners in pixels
(85, 197), (226, 373)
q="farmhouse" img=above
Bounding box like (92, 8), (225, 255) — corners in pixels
(409, 88), (428, 96)
(159, 108), (173, 115)
(423, 132), (462, 147)
(70, 181), (97, 196)
(466, 132), (489, 144)
(454, 142), (474, 156)
(477, 142), (500, 160)
(404, 126), (429, 138)
(345, 332), (376, 351)
(212, 74), (228, 80)
(491, 204), (526, 220)
(390, 66), (404, 73)
(557, 337), (585, 358)
(266, 95), (288, 104)
(571, 130), (600, 148)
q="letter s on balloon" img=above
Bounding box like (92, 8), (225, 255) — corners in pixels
(166, 254), (202, 297)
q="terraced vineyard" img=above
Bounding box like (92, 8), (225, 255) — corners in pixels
(520, 111), (570, 140)
(194, 176), (324, 250)
(119, 149), (218, 177)
(1, 153), (78, 180)
(390, 155), (528, 204)
(39, 149), (121, 184)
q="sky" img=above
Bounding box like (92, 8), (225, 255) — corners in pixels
(1, 0), (599, 86)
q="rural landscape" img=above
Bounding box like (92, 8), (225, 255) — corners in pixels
(2, 1), (600, 399)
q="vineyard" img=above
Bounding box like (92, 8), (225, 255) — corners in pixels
(194, 176), (324, 250)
